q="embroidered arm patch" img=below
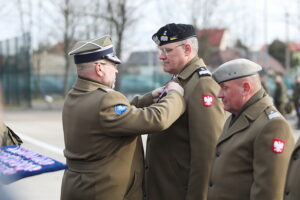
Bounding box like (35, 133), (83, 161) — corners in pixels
(114, 105), (128, 115)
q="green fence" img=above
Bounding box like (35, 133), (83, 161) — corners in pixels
(119, 74), (171, 94)
(0, 33), (31, 107)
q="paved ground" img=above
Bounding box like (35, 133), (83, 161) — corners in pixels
(2, 107), (65, 200)
(1, 104), (300, 200)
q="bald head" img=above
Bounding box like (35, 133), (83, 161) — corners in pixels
(240, 74), (262, 94)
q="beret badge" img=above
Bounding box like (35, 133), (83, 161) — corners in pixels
(152, 35), (160, 45)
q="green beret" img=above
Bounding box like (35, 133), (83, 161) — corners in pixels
(212, 58), (262, 84)
(69, 35), (121, 64)
(152, 23), (196, 46)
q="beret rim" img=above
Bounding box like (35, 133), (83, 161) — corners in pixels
(152, 23), (196, 46)
(214, 72), (259, 84)
(212, 58), (262, 84)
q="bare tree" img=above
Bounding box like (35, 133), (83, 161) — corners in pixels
(86, 0), (146, 89)
(99, 0), (145, 60)
(49, 0), (88, 95)
(186, 0), (220, 29)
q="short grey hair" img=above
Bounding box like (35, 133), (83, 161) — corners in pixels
(186, 37), (199, 53)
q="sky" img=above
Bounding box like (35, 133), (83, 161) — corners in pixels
(130, 0), (300, 51)
(0, 0), (299, 60)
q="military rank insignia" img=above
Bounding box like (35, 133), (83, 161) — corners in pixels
(114, 105), (128, 115)
(197, 67), (212, 77)
(272, 138), (285, 153)
(267, 111), (281, 120)
(202, 94), (214, 107)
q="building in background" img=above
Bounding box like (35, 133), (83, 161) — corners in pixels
(120, 50), (171, 94)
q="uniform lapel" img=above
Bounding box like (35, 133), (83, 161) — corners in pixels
(217, 95), (271, 145)
(217, 114), (250, 145)
(176, 57), (206, 82)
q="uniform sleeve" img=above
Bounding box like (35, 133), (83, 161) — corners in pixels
(130, 92), (153, 108)
(251, 118), (295, 200)
(99, 90), (185, 136)
(186, 78), (226, 199)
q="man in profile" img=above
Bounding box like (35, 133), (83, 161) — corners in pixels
(208, 58), (294, 200)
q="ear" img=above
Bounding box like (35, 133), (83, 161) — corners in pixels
(242, 81), (251, 94)
(95, 63), (104, 77)
(184, 44), (192, 55)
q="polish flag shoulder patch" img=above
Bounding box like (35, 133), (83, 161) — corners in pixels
(202, 94), (214, 107)
(272, 139), (285, 153)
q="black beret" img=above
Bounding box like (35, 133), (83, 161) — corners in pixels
(152, 23), (196, 46)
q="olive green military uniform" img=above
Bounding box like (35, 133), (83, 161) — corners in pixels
(274, 81), (287, 115)
(145, 57), (226, 200)
(0, 122), (22, 147)
(293, 82), (300, 128)
(208, 90), (294, 200)
(61, 77), (185, 200)
(284, 137), (300, 200)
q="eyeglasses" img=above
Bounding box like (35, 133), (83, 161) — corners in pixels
(158, 44), (185, 55)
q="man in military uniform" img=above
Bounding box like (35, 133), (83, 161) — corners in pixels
(292, 75), (300, 129)
(284, 137), (300, 200)
(208, 58), (295, 200)
(274, 74), (287, 115)
(60, 35), (186, 200)
(144, 23), (226, 200)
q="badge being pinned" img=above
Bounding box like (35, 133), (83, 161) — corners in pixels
(202, 94), (214, 107)
(272, 139), (285, 153)
(114, 104), (128, 115)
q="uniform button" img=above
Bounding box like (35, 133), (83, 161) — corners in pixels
(293, 154), (298, 160)
(145, 165), (149, 170)
(216, 152), (221, 157)
(209, 182), (213, 187)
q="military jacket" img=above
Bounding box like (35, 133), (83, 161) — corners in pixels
(60, 78), (185, 200)
(145, 57), (225, 200)
(292, 83), (300, 103)
(284, 137), (300, 200)
(208, 92), (294, 200)
(274, 82), (287, 104)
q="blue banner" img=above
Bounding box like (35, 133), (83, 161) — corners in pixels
(0, 145), (67, 184)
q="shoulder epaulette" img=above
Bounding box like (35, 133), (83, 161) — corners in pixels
(196, 66), (212, 77)
(98, 88), (114, 93)
(265, 107), (282, 120)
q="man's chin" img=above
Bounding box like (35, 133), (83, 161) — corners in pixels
(163, 66), (171, 73)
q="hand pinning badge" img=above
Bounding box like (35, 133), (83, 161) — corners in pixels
(156, 87), (168, 103)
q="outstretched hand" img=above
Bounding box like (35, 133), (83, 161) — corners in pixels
(152, 82), (184, 103)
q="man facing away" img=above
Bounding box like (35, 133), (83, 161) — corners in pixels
(60, 35), (186, 200)
(144, 23), (226, 200)
(208, 58), (295, 200)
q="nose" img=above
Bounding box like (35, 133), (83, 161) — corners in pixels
(217, 89), (223, 98)
(159, 52), (167, 60)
